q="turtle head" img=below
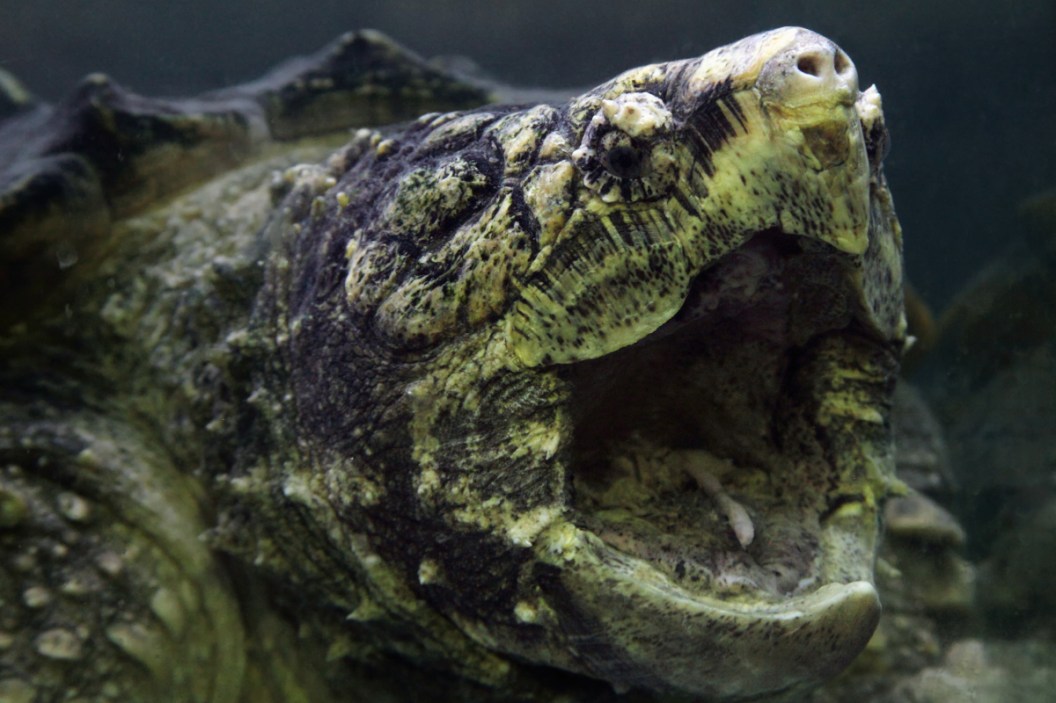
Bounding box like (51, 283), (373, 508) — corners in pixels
(508, 26), (882, 366)
(264, 26), (905, 701)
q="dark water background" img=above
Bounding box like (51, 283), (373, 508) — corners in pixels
(3, 0), (1054, 309)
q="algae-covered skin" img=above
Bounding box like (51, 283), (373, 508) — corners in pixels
(0, 28), (905, 702)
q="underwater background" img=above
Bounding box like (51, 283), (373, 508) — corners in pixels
(3, 0), (1055, 700)
(4, 0), (1054, 307)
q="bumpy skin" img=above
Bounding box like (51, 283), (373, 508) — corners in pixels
(0, 28), (905, 702)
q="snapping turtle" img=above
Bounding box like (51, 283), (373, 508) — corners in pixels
(0, 27), (905, 702)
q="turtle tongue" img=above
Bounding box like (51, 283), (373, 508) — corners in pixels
(573, 441), (824, 599)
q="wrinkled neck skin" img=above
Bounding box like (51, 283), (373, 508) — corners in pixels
(244, 27), (905, 701)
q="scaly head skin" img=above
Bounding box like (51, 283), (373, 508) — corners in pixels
(252, 27), (905, 700)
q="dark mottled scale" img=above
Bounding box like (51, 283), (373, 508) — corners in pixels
(683, 79), (742, 177)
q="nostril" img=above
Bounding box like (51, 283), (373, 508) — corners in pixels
(796, 54), (822, 77)
(834, 50), (851, 76)
(759, 38), (859, 104)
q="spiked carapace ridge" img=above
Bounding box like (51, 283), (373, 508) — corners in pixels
(0, 26), (903, 703)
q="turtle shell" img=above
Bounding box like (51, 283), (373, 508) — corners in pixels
(0, 30), (492, 326)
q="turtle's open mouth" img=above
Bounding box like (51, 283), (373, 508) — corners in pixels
(527, 199), (901, 695)
(560, 228), (891, 603)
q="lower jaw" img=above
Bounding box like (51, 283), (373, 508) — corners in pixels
(533, 511), (882, 699)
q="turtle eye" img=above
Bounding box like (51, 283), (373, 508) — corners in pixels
(600, 137), (645, 180)
(572, 92), (680, 203)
